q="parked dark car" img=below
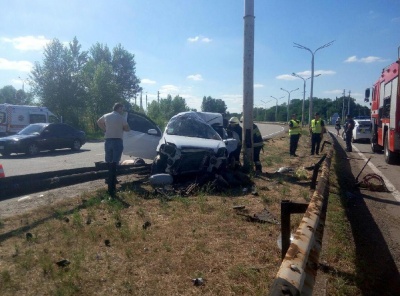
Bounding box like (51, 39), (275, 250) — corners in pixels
(0, 123), (86, 157)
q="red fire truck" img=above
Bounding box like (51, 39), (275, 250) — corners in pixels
(365, 47), (400, 164)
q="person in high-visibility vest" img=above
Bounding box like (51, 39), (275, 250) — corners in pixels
(288, 113), (301, 157)
(309, 112), (325, 155)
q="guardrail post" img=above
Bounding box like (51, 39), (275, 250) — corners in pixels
(108, 162), (117, 197)
(310, 154), (327, 190)
(280, 200), (308, 261)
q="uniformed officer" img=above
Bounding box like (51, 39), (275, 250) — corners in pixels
(309, 112), (325, 155)
(226, 117), (242, 167)
(240, 116), (264, 173)
(288, 113), (301, 157)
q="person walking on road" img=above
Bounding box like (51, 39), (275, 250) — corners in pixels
(289, 113), (301, 157)
(309, 112), (325, 155)
(344, 114), (355, 152)
(97, 103), (131, 164)
(335, 118), (341, 137)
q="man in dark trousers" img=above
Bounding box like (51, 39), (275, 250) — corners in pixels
(288, 113), (301, 157)
(309, 112), (325, 155)
(344, 114), (355, 152)
(226, 117), (242, 168)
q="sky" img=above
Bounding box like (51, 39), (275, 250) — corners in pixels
(1, 0), (400, 114)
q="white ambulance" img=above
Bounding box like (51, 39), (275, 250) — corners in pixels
(0, 104), (58, 136)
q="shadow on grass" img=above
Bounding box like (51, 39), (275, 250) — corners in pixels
(331, 134), (400, 295)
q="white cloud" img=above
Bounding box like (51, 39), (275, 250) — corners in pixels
(344, 55), (385, 63)
(254, 83), (264, 88)
(187, 35), (212, 43)
(392, 17), (400, 23)
(141, 78), (156, 85)
(1, 35), (51, 51)
(294, 70), (335, 77)
(159, 84), (180, 95)
(0, 58), (33, 72)
(276, 74), (297, 80)
(187, 74), (203, 81)
(324, 89), (344, 95)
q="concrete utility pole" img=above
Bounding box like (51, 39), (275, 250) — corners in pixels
(140, 90), (143, 110)
(293, 41), (334, 125)
(292, 73), (321, 125)
(157, 91), (160, 103)
(242, 0), (255, 172)
(348, 90), (351, 116)
(341, 89), (346, 123)
(280, 87), (299, 122)
(146, 92), (148, 109)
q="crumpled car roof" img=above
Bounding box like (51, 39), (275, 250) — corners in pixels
(165, 111), (222, 140)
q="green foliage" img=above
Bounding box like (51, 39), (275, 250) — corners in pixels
(0, 85), (33, 105)
(147, 94), (189, 130)
(201, 96), (227, 114)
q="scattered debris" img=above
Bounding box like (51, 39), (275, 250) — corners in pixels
(357, 173), (389, 192)
(56, 259), (70, 267)
(192, 277), (205, 286)
(276, 167), (294, 174)
(26, 232), (33, 241)
(63, 217), (70, 223)
(236, 207), (279, 225)
(143, 221), (151, 230)
(115, 221), (122, 228)
(104, 239), (111, 247)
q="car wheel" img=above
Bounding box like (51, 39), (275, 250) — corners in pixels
(351, 137), (356, 143)
(151, 154), (167, 175)
(26, 143), (39, 156)
(71, 139), (81, 151)
(384, 133), (396, 164)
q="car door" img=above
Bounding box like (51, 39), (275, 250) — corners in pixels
(40, 124), (61, 150)
(123, 112), (162, 160)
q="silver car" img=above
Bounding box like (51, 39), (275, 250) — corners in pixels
(123, 111), (238, 176)
(352, 119), (371, 142)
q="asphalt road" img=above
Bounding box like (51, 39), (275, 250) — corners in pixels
(0, 122), (284, 178)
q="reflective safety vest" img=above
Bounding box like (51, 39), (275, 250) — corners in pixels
(289, 120), (301, 136)
(311, 119), (323, 133)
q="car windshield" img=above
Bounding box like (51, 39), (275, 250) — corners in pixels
(17, 124), (45, 135)
(166, 112), (222, 140)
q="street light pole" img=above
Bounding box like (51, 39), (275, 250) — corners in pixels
(280, 87), (299, 122)
(293, 40), (334, 124)
(260, 99), (273, 121)
(292, 73), (321, 125)
(270, 96), (284, 122)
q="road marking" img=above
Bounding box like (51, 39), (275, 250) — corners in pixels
(263, 126), (285, 139)
(351, 144), (400, 202)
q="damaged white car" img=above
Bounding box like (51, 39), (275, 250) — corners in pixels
(123, 111), (238, 176)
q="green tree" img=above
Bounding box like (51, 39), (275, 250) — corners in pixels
(30, 37), (88, 127)
(201, 96), (227, 114)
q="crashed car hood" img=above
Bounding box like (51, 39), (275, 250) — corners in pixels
(161, 134), (225, 151)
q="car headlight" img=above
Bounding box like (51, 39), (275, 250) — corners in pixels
(216, 147), (227, 157)
(162, 143), (176, 157)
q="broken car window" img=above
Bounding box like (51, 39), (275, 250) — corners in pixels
(166, 112), (222, 140)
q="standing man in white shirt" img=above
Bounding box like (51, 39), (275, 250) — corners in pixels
(97, 103), (130, 164)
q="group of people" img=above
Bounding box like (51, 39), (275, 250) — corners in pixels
(226, 116), (264, 173)
(289, 112), (356, 156)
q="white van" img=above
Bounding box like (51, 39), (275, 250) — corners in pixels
(0, 104), (58, 136)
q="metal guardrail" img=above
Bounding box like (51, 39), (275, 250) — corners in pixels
(0, 162), (150, 201)
(269, 147), (333, 295)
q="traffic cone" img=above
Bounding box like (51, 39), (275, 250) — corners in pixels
(0, 164), (5, 178)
